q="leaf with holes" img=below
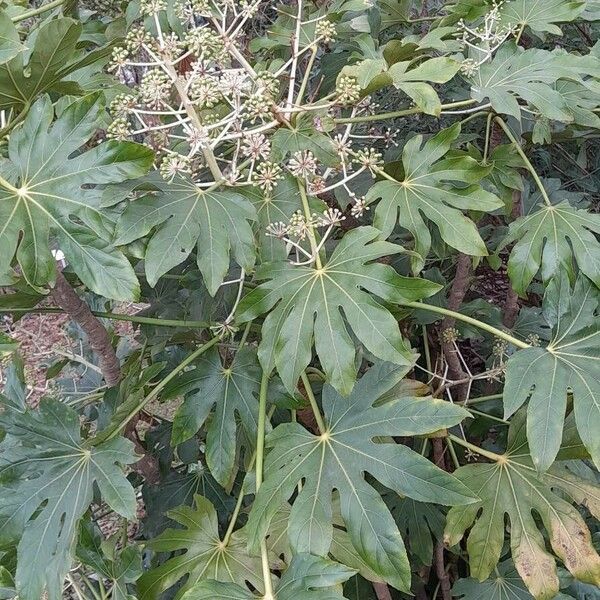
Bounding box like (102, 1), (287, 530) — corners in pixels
(0, 399), (137, 600)
(245, 363), (474, 592)
(137, 494), (264, 600)
(498, 0), (586, 35)
(114, 174), (256, 294)
(445, 415), (600, 600)
(162, 346), (262, 486)
(470, 43), (600, 121)
(499, 201), (600, 296)
(503, 275), (600, 471)
(180, 554), (356, 600)
(0, 94), (153, 299)
(236, 226), (441, 394)
(365, 124), (503, 272)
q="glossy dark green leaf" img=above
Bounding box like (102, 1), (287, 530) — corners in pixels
(137, 494), (264, 600)
(0, 18), (111, 112)
(246, 363), (474, 592)
(237, 226), (441, 393)
(114, 174), (256, 294)
(163, 346), (262, 486)
(0, 94), (153, 299)
(366, 124), (502, 270)
(0, 399), (137, 600)
(500, 202), (600, 295)
(470, 43), (600, 121)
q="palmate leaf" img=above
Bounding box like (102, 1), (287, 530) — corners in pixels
(114, 174), (256, 294)
(498, 0), (586, 35)
(162, 346), (261, 486)
(503, 275), (600, 471)
(236, 226), (441, 394)
(452, 560), (534, 600)
(470, 43), (600, 121)
(365, 124), (503, 271)
(0, 399), (137, 600)
(0, 94), (153, 300)
(0, 13), (24, 66)
(445, 415), (600, 600)
(137, 494), (265, 600)
(0, 18), (111, 112)
(499, 200), (600, 296)
(246, 363), (475, 592)
(180, 554), (356, 600)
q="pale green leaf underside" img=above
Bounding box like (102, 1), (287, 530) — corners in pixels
(0, 400), (137, 600)
(445, 416), (600, 600)
(498, 0), (586, 35)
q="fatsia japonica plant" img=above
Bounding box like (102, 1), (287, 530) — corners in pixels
(2, 0), (600, 598)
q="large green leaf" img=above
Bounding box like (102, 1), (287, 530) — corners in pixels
(180, 554), (356, 600)
(470, 43), (600, 121)
(365, 124), (503, 271)
(0, 13), (24, 66)
(498, 0), (586, 35)
(0, 399), (138, 600)
(0, 94), (153, 299)
(137, 494), (265, 600)
(163, 346), (261, 486)
(0, 18), (111, 112)
(236, 226), (441, 394)
(445, 416), (600, 600)
(503, 276), (600, 471)
(114, 174), (256, 294)
(452, 560), (534, 600)
(246, 363), (474, 592)
(499, 201), (600, 296)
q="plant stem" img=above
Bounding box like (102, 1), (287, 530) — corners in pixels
(0, 104), (30, 138)
(447, 438), (461, 469)
(295, 45), (318, 107)
(256, 371), (275, 599)
(467, 407), (509, 425)
(494, 117), (552, 207)
(222, 482), (249, 546)
(11, 0), (65, 22)
(300, 371), (326, 434)
(448, 433), (505, 463)
(483, 112), (494, 163)
(297, 179), (323, 269)
(459, 393), (503, 405)
(2, 307), (210, 329)
(401, 301), (530, 349)
(333, 99), (477, 124)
